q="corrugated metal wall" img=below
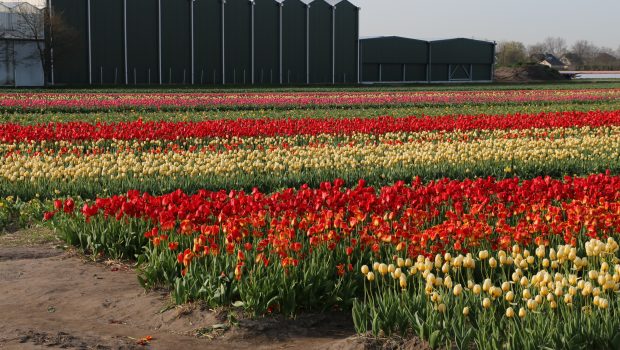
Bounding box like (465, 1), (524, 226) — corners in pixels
(52, 0), (88, 84)
(161, 0), (191, 84)
(45, 1), (496, 85)
(308, 0), (332, 84)
(224, 0), (251, 84)
(91, 0), (123, 84)
(281, 0), (306, 84)
(361, 37), (428, 82)
(430, 39), (494, 82)
(194, 0), (222, 85)
(254, 0), (280, 84)
(334, 0), (357, 84)
(361, 37), (495, 83)
(127, 0), (159, 84)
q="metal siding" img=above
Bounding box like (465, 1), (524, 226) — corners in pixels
(431, 39), (494, 64)
(52, 0), (88, 84)
(381, 63), (402, 82)
(225, 0), (251, 84)
(472, 64), (492, 80)
(361, 63), (378, 81)
(91, 0), (123, 84)
(161, 0), (191, 84)
(254, 0), (279, 84)
(309, 0), (331, 84)
(194, 0), (222, 84)
(405, 64), (426, 81)
(361, 37), (427, 64)
(430, 64), (449, 81)
(334, 1), (356, 83)
(127, 0), (159, 84)
(281, 0), (305, 84)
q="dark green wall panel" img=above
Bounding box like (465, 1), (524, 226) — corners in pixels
(361, 37), (427, 64)
(281, 0), (306, 84)
(91, 0), (123, 84)
(127, 0), (159, 84)
(405, 64), (426, 81)
(194, 0), (222, 84)
(254, 0), (280, 84)
(362, 63), (378, 81)
(52, 0), (88, 84)
(161, 0), (190, 84)
(430, 64), (448, 81)
(382, 64), (402, 82)
(472, 64), (492, 80)
(225, 0), (251, 84)
(334, 0), (357, 83)
(309, 0), (332, 84)
(431, 39), (495, 64)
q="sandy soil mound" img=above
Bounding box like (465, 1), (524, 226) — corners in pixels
(495, 64), (569, 82)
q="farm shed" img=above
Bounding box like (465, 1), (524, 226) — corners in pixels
(429, 38), (496, 82)
(47, 0), (360, 85)
(360, 36), (428, 82)
(360, 37), (496, 83)
(332, 0), (358, 84)
(254, 0), (280, 84)
(281, 0), (307, 84)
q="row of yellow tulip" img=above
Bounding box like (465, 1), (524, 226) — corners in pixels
(2, 126), (618, 183)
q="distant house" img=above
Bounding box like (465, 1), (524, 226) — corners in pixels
(537, 53), (567, 70)
(0, 1), (45, 86)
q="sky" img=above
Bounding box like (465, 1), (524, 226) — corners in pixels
(350, 0), (620, 49)
(21, 0), (620, 50)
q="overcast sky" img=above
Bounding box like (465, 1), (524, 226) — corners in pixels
(24, 0), (620, 49)
(350, 0), (619, 49)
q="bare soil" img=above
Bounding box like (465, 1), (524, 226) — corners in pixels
(0, 228), (430, 350)
(494, 65), (568, 82)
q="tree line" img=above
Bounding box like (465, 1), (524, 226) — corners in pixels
(497, 37), (620, 70)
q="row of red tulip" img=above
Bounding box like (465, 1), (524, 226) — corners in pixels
(3, 110), (620, 142)
(47, 173), (620, 263)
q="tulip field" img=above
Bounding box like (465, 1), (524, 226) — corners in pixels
(3, 85), (620, 349)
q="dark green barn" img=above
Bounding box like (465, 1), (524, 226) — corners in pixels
(128, 0), (160, 84)
(360, 36), (496, 83)
(225, 0), (252, 84)
(90, 0), (124, 84)
(333, 0), (358, 84)
(48, 0), (495, 85)
(429, 38), (495, 82)
(50, 0), (88, 84)
(254, 0), (280, 84)
(361, 36), (428, 82)
(308, 0), (332, 84)
(194, 0), (223, 84)
(281, 0), (308, 84)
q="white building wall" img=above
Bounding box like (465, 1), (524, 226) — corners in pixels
(14, 40), (43, 86)
(0, 2), (45, 86)
(0, 40), (15, 85)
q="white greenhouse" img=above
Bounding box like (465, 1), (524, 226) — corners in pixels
(0, 1), (45, 86)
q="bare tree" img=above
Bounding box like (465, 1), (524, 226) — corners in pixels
(8, 3), (47, 83)
(496, 41), (527, 66)
(571, 40), (599, 64)
(541, 37), (568, 57)
(7, 4), (80, 85)
(527, 43), (546, 59)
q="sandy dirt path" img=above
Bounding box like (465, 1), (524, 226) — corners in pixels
(0, 232), (364, 350)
